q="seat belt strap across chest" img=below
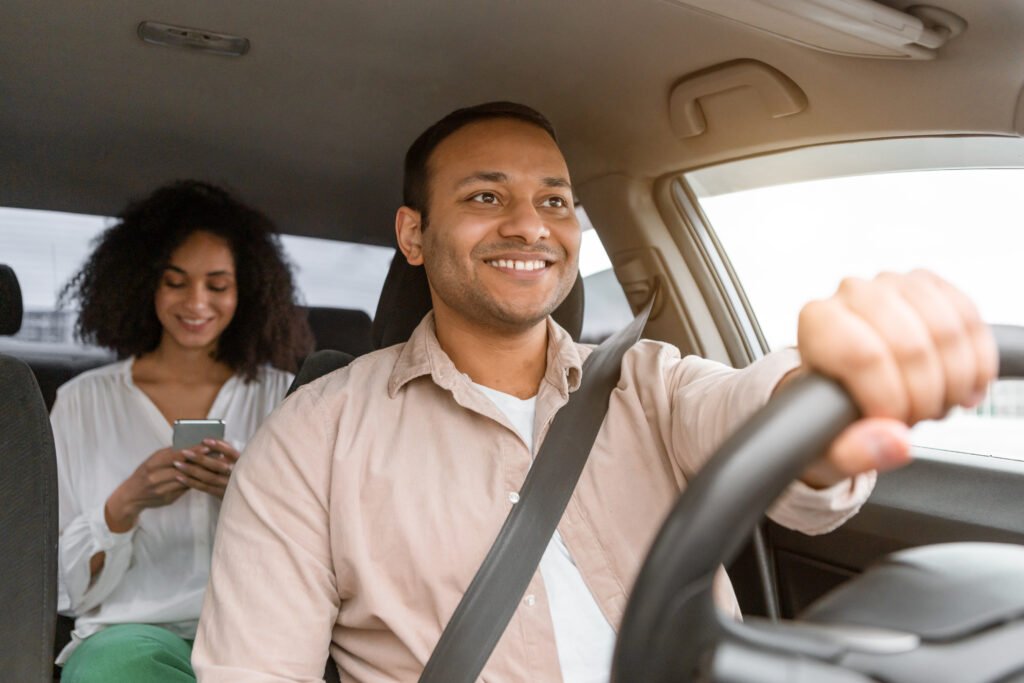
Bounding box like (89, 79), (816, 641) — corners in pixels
(418, 294), (655, 683)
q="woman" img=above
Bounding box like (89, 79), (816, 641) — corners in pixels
(52, 180), (314, 682)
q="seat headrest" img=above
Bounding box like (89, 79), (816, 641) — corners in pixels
(0, 265), (24, 336)
(372, 253), (585, 349)
(304, 307), (374, 356)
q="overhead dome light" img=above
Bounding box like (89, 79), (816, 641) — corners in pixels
(667, 0), (966, 59)
(138, 21), (250, 57)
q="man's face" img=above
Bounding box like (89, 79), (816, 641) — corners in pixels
(407, 118), (580, 335)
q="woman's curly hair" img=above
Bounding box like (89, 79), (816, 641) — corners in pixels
(61, 180), (314, 379)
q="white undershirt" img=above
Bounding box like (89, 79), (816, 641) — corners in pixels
(473, 382), (616, 683)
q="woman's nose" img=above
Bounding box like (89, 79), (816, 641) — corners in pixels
(184, 284), (210, 310)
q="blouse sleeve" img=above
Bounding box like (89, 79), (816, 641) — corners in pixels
(53, 385), (136, 615)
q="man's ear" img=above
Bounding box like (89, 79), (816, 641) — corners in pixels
(395, 206), (425, 266)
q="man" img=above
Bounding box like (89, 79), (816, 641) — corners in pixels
(193, 102), (996, 682)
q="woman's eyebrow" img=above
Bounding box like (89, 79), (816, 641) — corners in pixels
(163, 265), (234, 277)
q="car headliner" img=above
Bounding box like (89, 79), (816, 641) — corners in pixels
(2, 0), (1023, 246)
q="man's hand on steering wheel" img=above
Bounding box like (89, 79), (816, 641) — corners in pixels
(788, 270), (999, 489)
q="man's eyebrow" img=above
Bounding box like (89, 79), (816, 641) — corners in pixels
(454, 171), (509, 189)
(541, 176), (572, 190)
(163, 265), (234, 277)
(453, 171), (573, 191)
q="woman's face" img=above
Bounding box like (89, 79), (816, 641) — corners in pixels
(154, 230), (238, 354)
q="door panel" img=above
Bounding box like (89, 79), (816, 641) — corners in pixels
(766, 449), (1024, 617)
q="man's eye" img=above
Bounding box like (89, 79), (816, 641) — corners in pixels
(544, 196), (569, 208)
(470, 192), (499, 204)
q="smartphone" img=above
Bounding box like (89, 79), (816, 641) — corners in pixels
(172, 419), (226, 450)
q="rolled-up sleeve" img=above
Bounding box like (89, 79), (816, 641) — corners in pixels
(665, 346), (874, 534)
(193, 384), (340, 682)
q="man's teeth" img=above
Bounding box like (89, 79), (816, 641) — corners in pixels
(489, 259), (547, 271)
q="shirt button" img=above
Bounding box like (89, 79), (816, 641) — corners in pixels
(508, 492), (520, 504)
(524, 594), (536, 607)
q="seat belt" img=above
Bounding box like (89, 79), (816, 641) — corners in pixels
(418, 294), (655, 683)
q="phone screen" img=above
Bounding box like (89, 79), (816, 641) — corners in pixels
(172, 419), (226, 450)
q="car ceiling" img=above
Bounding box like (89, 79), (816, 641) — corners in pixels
(2, 0), (1023, 247)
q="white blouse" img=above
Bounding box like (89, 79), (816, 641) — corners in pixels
(52, 358), (293, 664)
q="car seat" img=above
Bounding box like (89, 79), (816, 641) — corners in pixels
(0, 264), (59, 683)
(303, 306), (374, 357)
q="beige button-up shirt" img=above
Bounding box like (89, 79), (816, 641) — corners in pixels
(193, 314), (874, 682)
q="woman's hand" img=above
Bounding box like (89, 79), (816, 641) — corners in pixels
(105, 447), (190, 532)
(172, 438), (241, 500)
(794, 270), (998, 488)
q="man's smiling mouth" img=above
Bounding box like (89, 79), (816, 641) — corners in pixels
(485, 259), (549, 272)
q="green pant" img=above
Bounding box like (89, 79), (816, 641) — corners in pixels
(60, 624), (195, 683)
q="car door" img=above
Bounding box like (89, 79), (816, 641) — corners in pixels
(668, 135), (1024, 617)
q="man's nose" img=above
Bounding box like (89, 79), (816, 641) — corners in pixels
(498, 200), (550, 244)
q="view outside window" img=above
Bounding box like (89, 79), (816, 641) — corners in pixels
(686, 144), (1024, 461)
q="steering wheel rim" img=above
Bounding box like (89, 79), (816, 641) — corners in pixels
(611, 324), (1024, 683)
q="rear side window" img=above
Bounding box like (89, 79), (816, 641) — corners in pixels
(685, 137), (1024, 461)
(0, 207), (393, 350)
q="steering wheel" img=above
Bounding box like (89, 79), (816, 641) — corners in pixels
(612, 325), (1024, 683)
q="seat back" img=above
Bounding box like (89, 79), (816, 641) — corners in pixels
(371, 254), (585, 349)
(0, 356), (58, 682)
(286, 349), (356, 397)
(304, 306), (374, 357)
(0, 264), (24, 335)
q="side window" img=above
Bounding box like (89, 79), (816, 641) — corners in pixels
(0, 207), (393, 353)
(577, 206), (634, 343)
(684, 138), (1024, 461)
(0, 207), (109, 349)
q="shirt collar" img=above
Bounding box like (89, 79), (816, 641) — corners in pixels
(387, 312), (585, 399)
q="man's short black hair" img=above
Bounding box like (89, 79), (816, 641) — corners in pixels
(402, 101), (558, 226)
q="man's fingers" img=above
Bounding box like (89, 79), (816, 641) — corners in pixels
(801, 418), (911, 488)
(923, 271), (998, 401)
(798, 271), (997, 427)
(879, 271), (976, 412)
(838, 276), (945, 423)
(829, 418), (912, 476)
(798, 294), (907, 420)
